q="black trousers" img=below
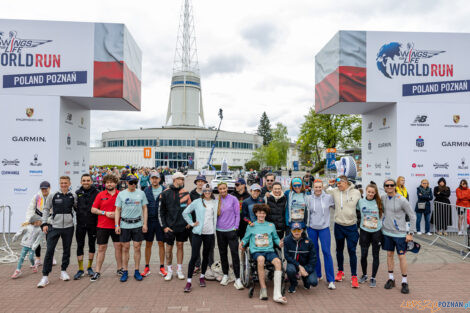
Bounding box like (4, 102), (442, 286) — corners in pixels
(359, 229), (382, 278)
(216, 230), (240, 278)
(35, 245), (41, 258)
(188, 234), (215, 279)
(76, 224), (97, 256)
(43, 226), (74, 275)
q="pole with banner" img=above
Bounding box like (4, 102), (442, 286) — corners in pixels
(326, 148), (337, 179)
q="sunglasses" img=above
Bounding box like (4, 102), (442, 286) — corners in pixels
(128, 181), (137, 185)
(235, 183), (241, 187)
(384, 184), (395, 187)
(293, 184), (302, 188)
(203, 190), (212, 193)
(266, 179), (274, 182)
(291, 228), (302, 232)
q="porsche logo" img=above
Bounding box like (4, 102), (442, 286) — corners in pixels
(453, 115), (460, 124)
(26, 108), (34, 117)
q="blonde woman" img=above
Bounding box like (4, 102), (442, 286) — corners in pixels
(415, 179), (433, 235)
(396, 176), (409, 201)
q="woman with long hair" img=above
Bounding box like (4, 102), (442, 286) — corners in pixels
(433, 178), (451, 235)
(182, 184), (217, 292)
(285, 177), (308, 227)
(415, 179), (433, 235)
(356, 183), (383, 288)
(215, 182), (243, 290)
(456, 179), (470, 235)
(396, 176), (409, 201)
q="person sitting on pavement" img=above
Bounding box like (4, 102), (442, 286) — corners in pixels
(284, 222), (318, 293)
(239, 204), (287, 304)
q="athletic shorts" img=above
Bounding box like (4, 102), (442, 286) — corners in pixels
(251, 251), (279, 263)
(120, 227), (144, 243)
(164, 229), (190, 245)
(96, 227), (120, 245)
(144, 218), (164, 242)
(457, 207), (466, 216)
(382, 234), (407, 255)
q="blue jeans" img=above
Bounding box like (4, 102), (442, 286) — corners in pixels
(17, 246), (34, 270)
(307, 227), (335, 283)
(286, 263), (318, 288)
(416, 211), (431, 233)
(334, 223), (359, 277)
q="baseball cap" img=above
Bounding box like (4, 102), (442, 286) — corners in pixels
(194, 174), (207, 184)
(290, 222), (305, 230)
(150, 172), (160, 178)
(39, 181), (50, 189)
(127, 175), (138, 182)
(172, 172), (185, 180)
(236, 178), (246, 185)
(202, 183), (212, 192)
(250, 184), (261, 191)
(407, 241), (421, 254)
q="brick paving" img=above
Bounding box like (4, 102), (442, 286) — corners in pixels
(1, 231), (468, 313)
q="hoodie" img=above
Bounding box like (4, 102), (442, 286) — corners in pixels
(382, 194), (416, 237)
(306, 191), (334, 230)
(159, 184), (191, 232)
(283, 232), (316, 273)
(25, 191), (52, 225)
(325, 183), (361, 226)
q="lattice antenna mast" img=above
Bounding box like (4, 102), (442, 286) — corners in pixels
(173, 0), (199, 74)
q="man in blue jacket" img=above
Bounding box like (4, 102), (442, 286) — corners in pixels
(142, 172), (165, 277)
(284, 222), (318, 293)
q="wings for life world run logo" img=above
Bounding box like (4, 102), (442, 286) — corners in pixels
(376, 42), (452, 79)
(0, 30), (60, 68)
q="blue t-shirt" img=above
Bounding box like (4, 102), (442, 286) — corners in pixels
(290, 192), (306, 223)
(356, 198), (382, 232)
(115, 189), (148, 229)
(152, 185), (163, 200)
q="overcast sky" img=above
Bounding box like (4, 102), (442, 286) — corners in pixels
(4, 0), (470, 146)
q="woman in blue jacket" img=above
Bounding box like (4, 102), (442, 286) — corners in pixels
(415, 179), (433, 235)
(182, 184), (217, 292)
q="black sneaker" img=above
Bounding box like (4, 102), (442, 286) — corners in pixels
(73, 270), (84, 280)
(401, 282), (409, 294)
(90, 272), (101, 282)
(117, 268), (124, 276)
(384, 279), (395, 289)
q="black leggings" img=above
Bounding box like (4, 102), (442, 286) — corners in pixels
(76, 224), (97, 256)
(359, 229), (382, 278)
(187, 234), (215, 279)
(35, 245), (41, 258)
(216, 230), (240, 278)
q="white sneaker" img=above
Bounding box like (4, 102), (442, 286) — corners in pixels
(164, 271), (173, 281)
(60, 271), (70, 281)
(37, 276), (49, 288)
(458, 231), (463, 236)
(417, 232), (422, 235)
(328, 282), (336, 290)
(220, 275), (229, 286)
(177, 270), (185, 280)
(234, 278), (244, 290)
(426, 232), (432, 236)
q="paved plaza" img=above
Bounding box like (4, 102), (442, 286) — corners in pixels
(0, 228), (468, 313)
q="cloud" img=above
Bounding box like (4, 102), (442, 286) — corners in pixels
(241, 21), (280, 52)
(201, 54), (248, 76)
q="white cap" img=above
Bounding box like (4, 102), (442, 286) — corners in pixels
(172, 172), (185, 180)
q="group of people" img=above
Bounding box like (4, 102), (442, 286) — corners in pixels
(11, 170), (427, 303)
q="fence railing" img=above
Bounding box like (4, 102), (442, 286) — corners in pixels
(430, 202), (469, 260)
(0, 205), (18, 263)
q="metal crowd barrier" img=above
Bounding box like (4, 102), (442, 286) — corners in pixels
(0, 205), (18, 263)
(430, 202), (469, 260)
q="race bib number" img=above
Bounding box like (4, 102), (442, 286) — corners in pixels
(363, 216), (378, 229)
(254, 233), (270, 247)
(291, 208), (305, 221)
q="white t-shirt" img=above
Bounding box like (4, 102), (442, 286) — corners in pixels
(201, 200), (216, 235)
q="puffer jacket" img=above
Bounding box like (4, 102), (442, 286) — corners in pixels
(415, 186), (433, 214)
(283, 232), (316, 273)
(266, 194), (287, 231)
(326, 183), (361, 226)
(456, 187), (470, 208)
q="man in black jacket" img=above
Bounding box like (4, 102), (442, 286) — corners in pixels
(284, 222), (318, 293)
(159, 172), (191, 281)
(73, 174), (99, 280)
(266, 182), (287, 239)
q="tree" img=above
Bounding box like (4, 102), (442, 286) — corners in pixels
(297, 108), (361, 167)
(257, 112), (272, 146)
(245, 160), (260, 171)
(254, 123), (289, 169)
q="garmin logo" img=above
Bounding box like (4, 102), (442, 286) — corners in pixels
(12, 136), (46, 142)
(442, 141), (470, 147)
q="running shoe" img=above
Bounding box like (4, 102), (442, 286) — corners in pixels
(234, 278), (244, 290)
(73, 270), (84, 280)
(117, 268), (124, 276)
(288, 285), (296, 293)
(328, 282), (336, 290)
(417, 232), (422, 235)
(184, 282), (192, 292)
(159, 267), (167, 277)
(32, 265), (38, 273)
(90, 272), (101, 282)
(87, 268), (95, 277)
(134, 270), (143, 281)
(335, 271), (344, 282)
(199, 277), (206, 287)
(37, 276), (49, 288)
(358, 274), (368, 284)
(142, 266), (151, 277)
(34, 259), (42, 267)
(384, 279), (395, 289)
(11, 269), (21, 279)
(401, 282), (410, 294)
(164, 271), (173, 281)
(220, 275), (229, 286)
(120, 270), (128, 282)
(426, 232), (432, 236)
(369, 277), (377, 288)
(351, 276), (359, 288)
(60, 271), (71, 281)
(177, 270), (185, 280)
